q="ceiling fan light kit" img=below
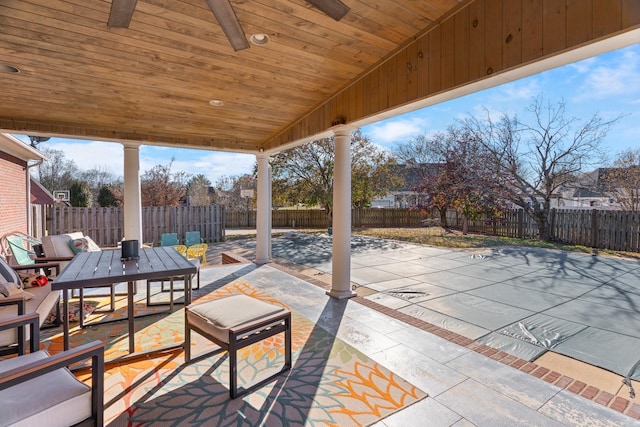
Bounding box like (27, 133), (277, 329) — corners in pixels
(108, 0), (350, 51)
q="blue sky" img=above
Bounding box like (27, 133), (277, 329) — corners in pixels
(16, 43), (639, 185)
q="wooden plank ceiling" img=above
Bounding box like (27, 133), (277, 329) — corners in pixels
(0, 0), (462, 152)
(0, 0), (638, 154)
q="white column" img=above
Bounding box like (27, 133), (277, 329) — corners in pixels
(122, 143), (143, 245)
(328, 125), (357, 299)
(255, 152), (271, 264)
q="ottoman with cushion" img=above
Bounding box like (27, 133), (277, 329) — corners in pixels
(185, 294), (291, 398)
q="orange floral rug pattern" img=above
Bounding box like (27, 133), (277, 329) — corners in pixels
(43, 281), (427, 426)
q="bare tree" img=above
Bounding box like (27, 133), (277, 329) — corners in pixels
(395, 126), (499, 229)
(140, 159), (187, 206)
(601, 149), (640, 212)
(79, 166), (119, 206)
(32, 147), (79, 193)
(463, 96), (618, 241)
(212, 174), (255, 211)
(186, 174), (212, 206)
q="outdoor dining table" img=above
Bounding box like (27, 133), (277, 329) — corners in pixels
(52, 246), (197, 356)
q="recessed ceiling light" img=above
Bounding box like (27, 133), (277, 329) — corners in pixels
(209, 99), (224, 107)
(0, 64), (20, 74)
(250, 33), (269, 46)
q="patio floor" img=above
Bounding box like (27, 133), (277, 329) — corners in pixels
(205, 230), (640, 424)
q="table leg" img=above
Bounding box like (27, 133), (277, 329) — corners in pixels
(185, 274), (191, 306)
(63, 290), (70, 351)
(128, 280), (135, 354)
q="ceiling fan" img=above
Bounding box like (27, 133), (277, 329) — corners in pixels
(107, 0), (350, 51)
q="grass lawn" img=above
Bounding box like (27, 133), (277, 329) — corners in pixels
(352, 227), (640, 260)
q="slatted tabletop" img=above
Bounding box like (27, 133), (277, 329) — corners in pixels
(52, 247), (198, 354)
(53, 247), (197, 290)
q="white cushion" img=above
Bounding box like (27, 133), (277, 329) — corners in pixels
(40, 232), (84, 258)
(187, 295), (286, 344)
(0, 350), (92, 427)
(0, 283), (60, 347)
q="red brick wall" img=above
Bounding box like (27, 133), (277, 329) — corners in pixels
(0, 151), (28, 237)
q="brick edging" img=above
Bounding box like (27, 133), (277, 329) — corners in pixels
(264, 260), (640, 420)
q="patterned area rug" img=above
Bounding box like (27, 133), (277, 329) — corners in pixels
(43, 282), (427, 426)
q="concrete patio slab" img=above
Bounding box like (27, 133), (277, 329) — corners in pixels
(435, 379), (565, 426)
(212, 231), (640, 422)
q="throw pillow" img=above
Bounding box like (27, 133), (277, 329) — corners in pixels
(17, 271), (49, 288)
(68, 236), (101, 254)
(0, 278), (33, 300)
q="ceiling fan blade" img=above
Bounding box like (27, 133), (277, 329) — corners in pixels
(205, 0), (250, 51)
(306, 0), (350, 21)
(107, 0), (138, 28)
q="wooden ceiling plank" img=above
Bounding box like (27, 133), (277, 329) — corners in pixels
(5, 1), (361, 84)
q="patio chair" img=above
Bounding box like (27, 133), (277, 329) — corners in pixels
(0, 232), (61, 277)
(146, 244), (200, 305)
(40, 232), (122, 324)
(0, 255), (61, 356)
(186, 243), (208, 266)
(185, 231), (203, 248)
(161, 233), (180, 247)
(0, 312), (105, 427)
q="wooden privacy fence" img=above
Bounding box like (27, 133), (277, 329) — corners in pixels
(39, 205), (225, 247)
(225, 208), (423, 229)
(31, 205), (640, 253)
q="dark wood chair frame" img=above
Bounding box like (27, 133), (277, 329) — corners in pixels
(185, 308), (292, 399)
(0, 313), (105, 427)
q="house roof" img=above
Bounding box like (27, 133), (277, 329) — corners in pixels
(30, 177), (55, 205)
(0, 133), (46, 161)
(0, 1), (638, 154)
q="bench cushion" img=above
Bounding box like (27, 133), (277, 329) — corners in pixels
(187, 295), (286, 344)
(0, 283), (59, 347)
(0, 350), (91, 427)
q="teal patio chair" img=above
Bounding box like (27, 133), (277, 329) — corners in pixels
(184, 231), (203, 248)
(160, 233), (179, 247)
(0, 232), (41, 267)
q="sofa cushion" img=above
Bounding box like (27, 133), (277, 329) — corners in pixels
(40, 232), (84, 258)
(0, 283), (59, 347)
(0, 350), (92, 427)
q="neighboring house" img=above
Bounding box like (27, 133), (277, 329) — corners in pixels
(555, 168), (619, 209)
(0, 133), (47, 238)
(371, 162), (438, 208)
(30, 177), (55, 205)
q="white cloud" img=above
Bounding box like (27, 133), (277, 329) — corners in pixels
(363, 117), (429, 146)
(31, 138), (255, 184)
(46, 140), (124, 177)
(168, 150), (255, 184)
(567, 56), (597, 74)
(573, 46), (640, 101)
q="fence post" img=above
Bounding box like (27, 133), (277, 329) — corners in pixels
(550, 208), (556, 240)
(517, 210), (524, 239)
(591, 209), (598, 248)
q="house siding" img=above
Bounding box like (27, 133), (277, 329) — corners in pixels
(0, 150), (28, 236)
